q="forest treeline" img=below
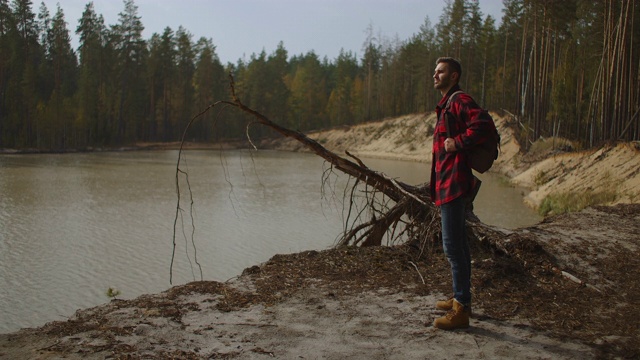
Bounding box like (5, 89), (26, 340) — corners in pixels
(0, 0), (638, 150)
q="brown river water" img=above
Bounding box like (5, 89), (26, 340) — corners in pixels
(0, 150), (540, 333)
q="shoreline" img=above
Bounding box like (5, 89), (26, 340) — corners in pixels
(257, 112), (640, 211)
(1, 114), (639, 358)
(0, 141), (244, 155)
(4, 112), (638, 213)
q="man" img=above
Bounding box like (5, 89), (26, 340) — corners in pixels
(430, 57), (496, 330)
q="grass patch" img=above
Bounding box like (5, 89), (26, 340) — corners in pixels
(493, 174), (514, 187)
(373, 122), (394, 140)
(529, 137), (580, 155)
(534, 170), (549, 186)
(538, 190), (617, 216)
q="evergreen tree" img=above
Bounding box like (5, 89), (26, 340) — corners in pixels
(173, 26), (195, 140)
(478, 15), (497, 108)
(76, 2), (109, 145)
(326, 49), (357, 125)
(289, 51), (328, 130)
(0, 0), (637, 149)
(241, 50), (269, 118)
(497, 0), (525, 114)
(0, 0), (13, 146)
(192, 37), (225, 141)
(110, 0), (147, 144)
(8, 0), (42, 147)
(42, 4), (77, 148)
(147, 27), (175, 141)
(265, 42), (290, 127)
(361, 24), (381, 122)
(462, 0), (483, 95)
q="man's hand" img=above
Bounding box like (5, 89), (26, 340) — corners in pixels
(444, 137), (457, 152)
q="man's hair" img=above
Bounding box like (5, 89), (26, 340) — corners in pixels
(436, 57), (462, 78)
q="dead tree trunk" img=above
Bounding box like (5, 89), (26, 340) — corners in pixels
(170, 75), (503, 282)
(218, 76), (441, 247)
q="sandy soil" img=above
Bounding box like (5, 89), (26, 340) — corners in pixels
(512, 143), (640, 208)
(1, 112), (639, 359)
(263, 112), (639, 211)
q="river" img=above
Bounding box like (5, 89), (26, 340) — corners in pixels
(0, 150), (540, 333)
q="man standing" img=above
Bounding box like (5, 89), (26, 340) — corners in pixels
(430, 57), (496, 330)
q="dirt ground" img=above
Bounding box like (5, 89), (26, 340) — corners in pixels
(1, 203), (638, 359)
(2, 113), (639, 359)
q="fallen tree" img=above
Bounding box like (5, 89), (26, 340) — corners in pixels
(170, 75), (503, 283)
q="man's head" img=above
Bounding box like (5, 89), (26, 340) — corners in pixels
(433, 57), (462, 95)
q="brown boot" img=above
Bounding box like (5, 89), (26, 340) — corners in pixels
(436, 297), (472, 315)
(433, 300), (470, 330)
(436, 297), (454, 311)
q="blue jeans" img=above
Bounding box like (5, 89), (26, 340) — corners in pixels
(440, 197), (471, 306)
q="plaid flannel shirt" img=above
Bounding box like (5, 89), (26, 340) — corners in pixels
(430, 85), (496, 206)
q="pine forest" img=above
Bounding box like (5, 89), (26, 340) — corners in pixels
(0, 0), (638, 150)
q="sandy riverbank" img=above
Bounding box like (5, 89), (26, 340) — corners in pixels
(261, 111), (640, 212)
(1, 113), (639, 359)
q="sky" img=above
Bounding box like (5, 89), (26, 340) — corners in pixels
(38, 0), (505, 65)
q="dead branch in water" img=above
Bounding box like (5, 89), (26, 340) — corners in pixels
(170, 74), (446, 283)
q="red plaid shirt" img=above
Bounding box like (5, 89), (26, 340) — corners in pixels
(430, 85), (496, 206)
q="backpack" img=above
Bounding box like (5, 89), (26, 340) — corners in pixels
(443, 90), (500, 173)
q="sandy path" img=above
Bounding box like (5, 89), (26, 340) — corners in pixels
(0, 285), (595, 359)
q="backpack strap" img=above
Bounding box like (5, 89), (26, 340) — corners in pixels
(443, 90), (464, 138)
(445, 90), (465, 110)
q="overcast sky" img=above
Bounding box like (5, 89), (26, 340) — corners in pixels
(38, 0), (505, 64)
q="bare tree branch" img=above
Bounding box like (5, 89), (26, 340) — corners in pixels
(170, 74), (449, 283)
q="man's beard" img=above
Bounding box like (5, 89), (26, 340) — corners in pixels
(434, 77), (450, 90)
